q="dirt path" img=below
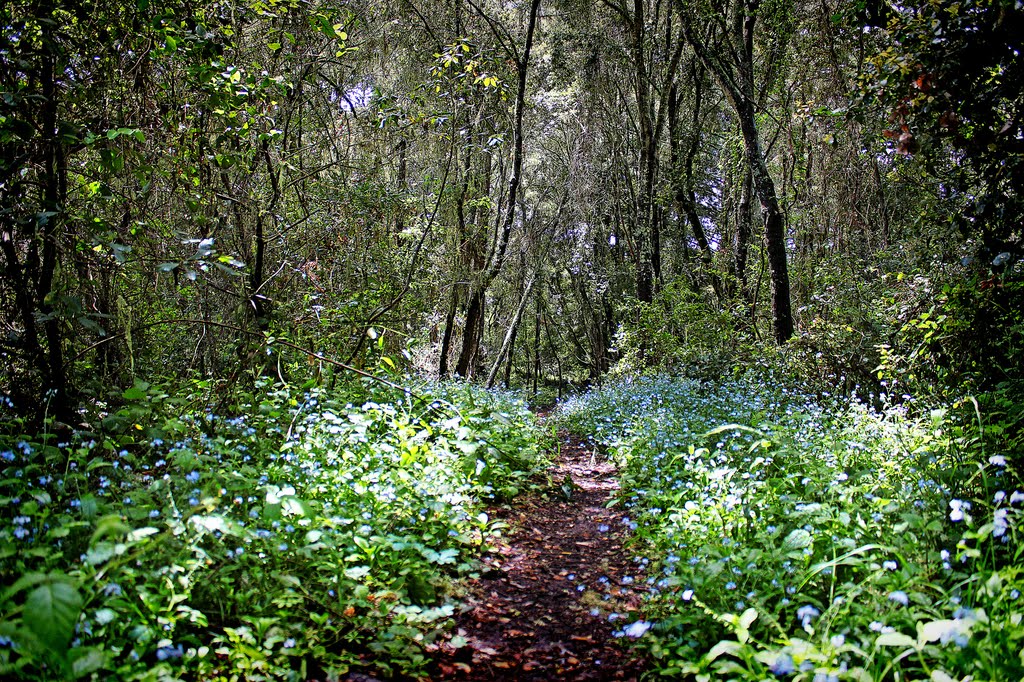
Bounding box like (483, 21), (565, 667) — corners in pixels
(428, 431), (649, 681)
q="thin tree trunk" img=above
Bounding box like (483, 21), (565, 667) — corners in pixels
(502, 325), (518, 387)
(628, 0), (656, 304)
(455, 0), (542, 376)
(396, 138), (407, 241)
(438, 288), (458, 377)
(734, 166), (752, 300)
(668, 66), (723, 300)
(39, 3), (70, 417)
(680, 0), (794, 343)
(532, 292), (541, 395)
(543, 307), (564, 400)
(873, 157), (890, 248)
(738, 103), (793, 343)
(486, 275), (536, 388)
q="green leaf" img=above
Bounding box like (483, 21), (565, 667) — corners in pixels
(704, 639), (742, 662)
(344, 565), (370, 580)
(25, 580), (83, 653)
(782, 528), (813, 552)
(85, 542), (116, 566)
(874, 632), (916, 648)
(703, 423), (763, 438)
(422, 548), (459, 565)
(70, 646), (107, 678)
(90, 514), (129, 545)
(274, 573), (302, 588)
(94, 608), (116, 626)
(190, 515), (230, 534)
(282, 497), (312, 517)
(2, 572), (52, 604)
(919, 618), (972, 644)
(80, 495), (99, 520)
(121, 385), (146, 401)
(127, 526), (159, 542)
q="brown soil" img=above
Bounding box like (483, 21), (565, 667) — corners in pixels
(426, 430), (649, 681)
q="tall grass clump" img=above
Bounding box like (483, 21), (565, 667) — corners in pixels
(0, 377), (546, 680)
(555, 372), (1023, 681)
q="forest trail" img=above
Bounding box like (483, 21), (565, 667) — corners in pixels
(428, 430), (648, 681)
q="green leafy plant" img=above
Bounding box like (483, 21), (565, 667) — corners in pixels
(555, 371), (1024, 680)
(0, 377), (545, 680)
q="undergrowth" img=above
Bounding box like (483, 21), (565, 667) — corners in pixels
(0, 377), (546, 680)
(555, 372), (1023, 681)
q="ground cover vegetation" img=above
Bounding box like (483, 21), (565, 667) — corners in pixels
(556, 372), (1023, 680)
(1, 0), (1023, 679)
(0, 374), (546, 679)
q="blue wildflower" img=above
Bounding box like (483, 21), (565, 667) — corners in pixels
(770, 653), (795, 676)
(797, 605), (820, 628)
(993, 508), (1010, 537)
(888, 590), (909, 606)
(155, 644), (183, 660)
(623, 620), (651, 638)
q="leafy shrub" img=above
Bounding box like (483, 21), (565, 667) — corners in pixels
(611, 283), (747, 379)
(0, 377), (545, 680)
(555, 373), (1023, 681)
(876, 259), (1024, 401)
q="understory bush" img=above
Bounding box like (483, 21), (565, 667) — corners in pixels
(0, 377), (546, 680)
(556, 373), (1023, 681)
(611, 283), (748, 380)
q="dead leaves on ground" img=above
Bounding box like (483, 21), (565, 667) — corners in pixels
(428, 432), (646, 681)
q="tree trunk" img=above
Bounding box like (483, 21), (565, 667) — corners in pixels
(454, 289), (484, 378)
(454, 0), (542, 376)
(668, 67), (723, 300)
(502, 324), (518, 387)
(396, 137), (407, 241)
(39, 4), (70, 417)
(680, 0), (794, 343)
(486, 275), (535, 388)
(734, 166), (752, 300)
(738, 102), (793, 343)
(438, 288), (458, 377)
(532, 292), (541, 395)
